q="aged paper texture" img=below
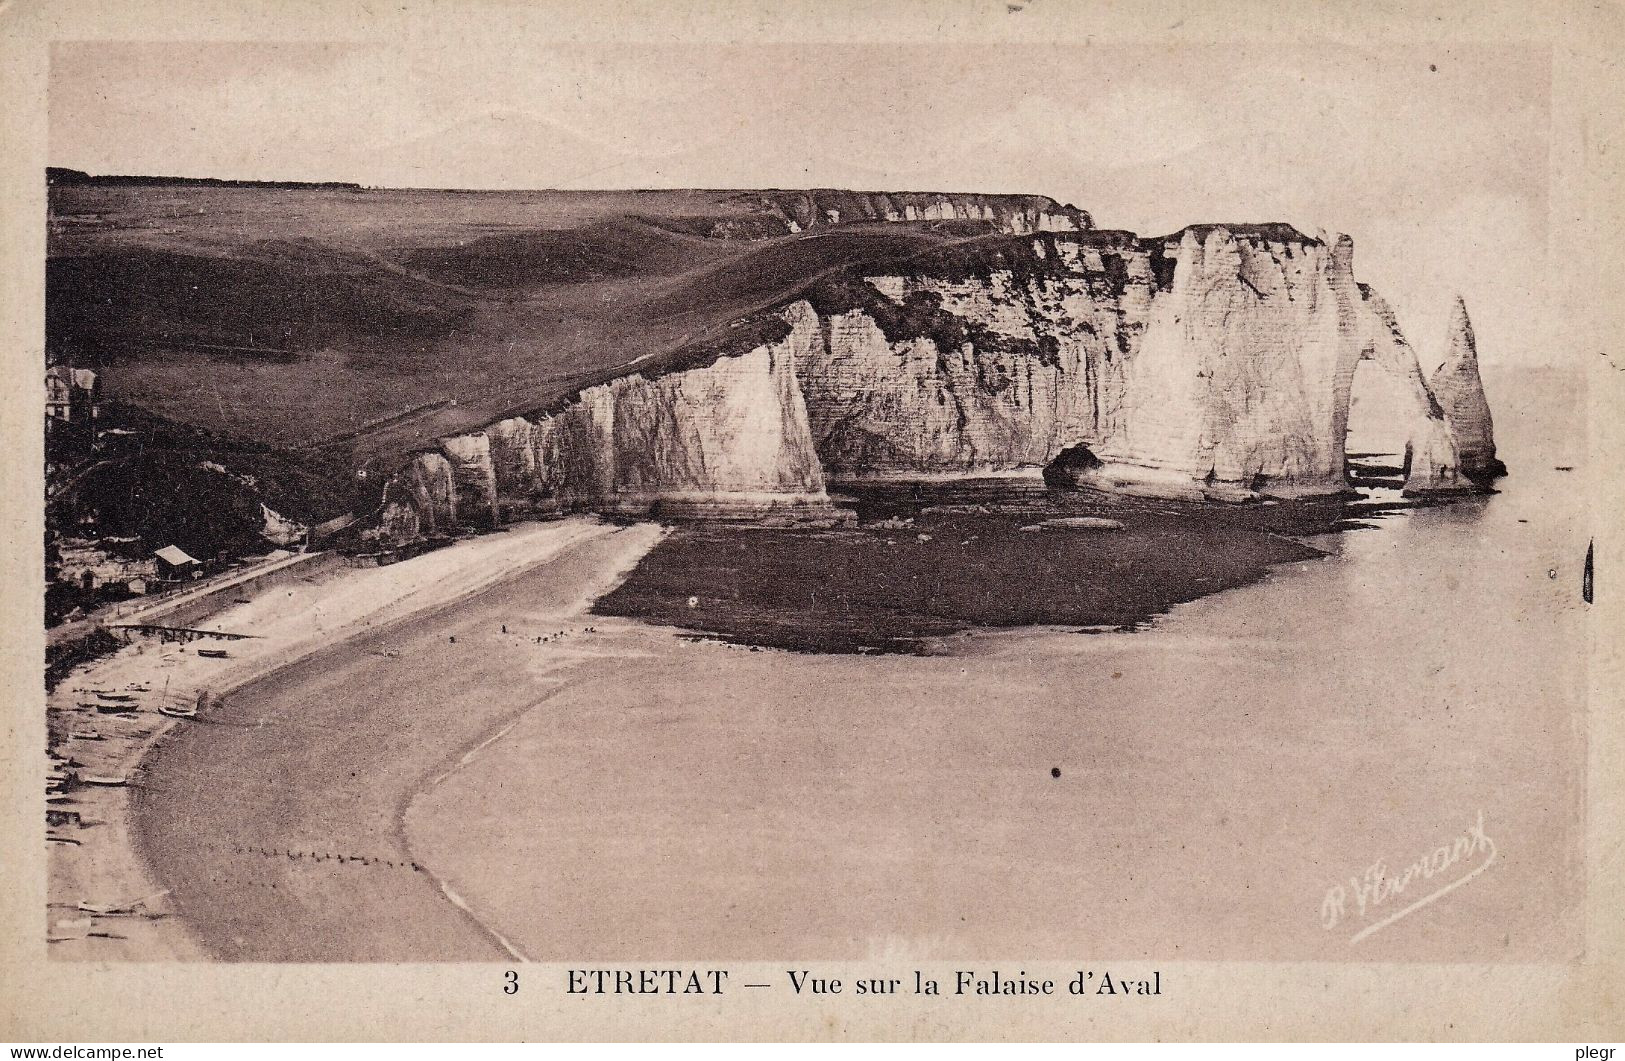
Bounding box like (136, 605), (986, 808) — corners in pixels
(2, 0), (1622, 1042)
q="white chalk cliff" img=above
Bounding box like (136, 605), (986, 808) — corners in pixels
(377, 315), (837, 538)
(377, 216), (1502, 537)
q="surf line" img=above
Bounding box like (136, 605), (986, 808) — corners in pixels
(397, 683), (579, 965)
(406, 714), (538, 963)
(397, 527), (666, 963)
(437, 878), (533, 964)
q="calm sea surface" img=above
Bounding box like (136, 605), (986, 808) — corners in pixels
(406, 364), (1587, 961)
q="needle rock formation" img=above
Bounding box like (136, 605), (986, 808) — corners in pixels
(377, 205), (1503, 536)
(1426, 295), (1506, 483)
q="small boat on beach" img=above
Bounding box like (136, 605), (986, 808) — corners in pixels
(158, 705), (197, 720)
(78, 774), (129, 787)
(196, 647), (230, 659)
(69, 730), (104, 741)
(93, 691), (137, 702)
(78, 889), (169, 916)
(91, 702), (137, 714)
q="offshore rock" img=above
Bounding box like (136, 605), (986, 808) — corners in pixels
(1355, 284), (1473, 496)
(1428, 296), (1506, 483)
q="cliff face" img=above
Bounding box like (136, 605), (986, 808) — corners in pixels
(375, 221), (1498, 540)
(1428, 296), (1506, 483)
(795, 235), (1146, 478)
(1065, 229), (1475, 498)
(733, 190), (1092, 236)
(795, 226), (1480, 500)
(377, 306), (837, 538)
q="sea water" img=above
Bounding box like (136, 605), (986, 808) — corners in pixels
(405, 365), (1586, 961)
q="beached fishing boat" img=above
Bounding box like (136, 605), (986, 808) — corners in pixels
(69, 730), (103, 741)
(93, 691), (137, 702)
(78, 774), (128, 787)
(92, 702), (136, 714)
(196, 647), (230, 659)
(158, 705), (197, 720)
(77, 889), (169, 916)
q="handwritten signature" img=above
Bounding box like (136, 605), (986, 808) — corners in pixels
(1321, 809), (1497, 944)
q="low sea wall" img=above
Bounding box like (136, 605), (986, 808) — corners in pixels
(117, 551), (348, 632)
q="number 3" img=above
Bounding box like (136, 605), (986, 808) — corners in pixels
(503, 970), (519, 994)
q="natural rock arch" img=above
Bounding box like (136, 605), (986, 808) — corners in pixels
(375, 227), (1504, 539)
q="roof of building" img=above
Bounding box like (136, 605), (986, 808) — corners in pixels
(154, 545), (201, 567)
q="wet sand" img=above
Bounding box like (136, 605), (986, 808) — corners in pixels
(126, 522), (664, 960)
(404, 369), (1584, 963)
(115, 368), (1583, 964)
(48, 516), (656, 960)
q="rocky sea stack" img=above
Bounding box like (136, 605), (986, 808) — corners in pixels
(378, 218), (1504, 537)
(45, 179), (1504, 547)
(1426, 295), (1507, 484)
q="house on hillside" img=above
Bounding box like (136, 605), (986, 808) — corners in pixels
(45, 365), (99, 423)
(45, 365), (100, 457)
(154, 544), (204, 582)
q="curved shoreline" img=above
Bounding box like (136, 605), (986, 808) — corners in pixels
(388, 520), (676, 963)
(48, 518), (658, 960)
(88, 501), (1353, 960)
(123, 521), (664, 961)
(395, 704), (552, 963)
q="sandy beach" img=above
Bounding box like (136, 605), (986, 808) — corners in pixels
(52, 371), (1585, 965)
(46, 516), (663, 960)
(352, 372), (1593, 963)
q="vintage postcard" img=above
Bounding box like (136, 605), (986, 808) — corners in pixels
(2, 0), (1621, 1043)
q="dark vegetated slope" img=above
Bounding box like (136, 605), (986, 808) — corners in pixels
(320, 226), (991, 458)
(46, 180), (1100, 469)
(47, 184), (797, 263)
(49, 402), (372, 558)
(603, 225), (1056, 386)
(727, 188), (1092, 232)
(48, 166), (363, 190)
(401, 217), (729, 291)
(72, 458), (286, 558)
(1154, 222), (1317, 246)
(634, 226), (951, 319)
(49, 240), (476, 359)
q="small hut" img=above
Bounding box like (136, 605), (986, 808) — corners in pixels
(154, 545), (203, 581)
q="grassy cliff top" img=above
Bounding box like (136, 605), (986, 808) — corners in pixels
(46, 177), (1235, 472)
(52, 180), (1094, 464)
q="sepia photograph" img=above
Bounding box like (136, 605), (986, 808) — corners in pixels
(4, 0), (1623, 1044)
